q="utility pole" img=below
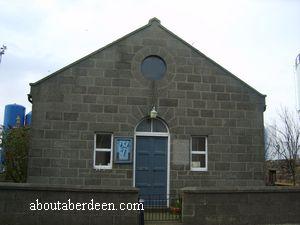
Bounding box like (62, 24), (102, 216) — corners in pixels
(0, 45), (7, 64)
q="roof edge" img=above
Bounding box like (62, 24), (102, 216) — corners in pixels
(156, 24), (266, 98)
(30, 20), (155, 86)
(30, 18), (266, 99)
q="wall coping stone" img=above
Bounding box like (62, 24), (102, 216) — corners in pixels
(0, 182), (139, 193)
(181, 186), (300, 194)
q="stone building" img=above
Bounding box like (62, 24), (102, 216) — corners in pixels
(27, 18), (266, 198)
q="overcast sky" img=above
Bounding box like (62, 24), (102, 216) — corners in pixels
(0, 0), (299, 125)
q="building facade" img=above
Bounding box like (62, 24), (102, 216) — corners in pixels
(27, 18), (266, 197)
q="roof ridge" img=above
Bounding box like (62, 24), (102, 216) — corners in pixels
(30, 18), (266, 98)
(156, 23), (266, 98)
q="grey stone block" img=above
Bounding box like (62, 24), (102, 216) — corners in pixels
(62, 150), (79, 159)
(215, 162), (230, 171)
(202, 75), (216, 83)
(104, 87), (119, 95)
(51, 158), (68, 168)
(95, 77), (111, 86)
(187, 75), (202, 82)
(112, 96), (127, 105)
(42, 168), (60, 177)
(84, 178), (101, 185)
(115, 62), (131, 70)
(112, 78), (130, 87)
(238, 136), (252, 145)
(89, 104), (103, 113)
(193, 118), (205, 126)
(201, 92), (215, 100)
(43, 149), (61, 158)
(221, 102), (236, 109)
(87, 86), (104, 94)
(63, 112), (79, 121)
(72, 103), (88, 112)
(44, 130), (61, 139)
(211, 84), (225, 92)
(143, 38), (166, 46)
(187, 91), (200, 99)
(127, 97), (147, 105)
(46, 112), (62, 120)
(217, 93), (230, 101)
(70, 122), (88, 131)
(177, 82), (194, 90)
(193, 100), (205, 108)
(52, 121), (70, 130)
(66, 177), (84, 185)
(223, 119), (237, 127)
(72, 85), (87, 94)
(61, 168), (79, 177)
(159, 98), (178, 107)
(69, 159), (87, 168)
(201, 110), (214, 117)
(187, 108), (199, 117)
(69, 140), (87, 149)
(97, 114), (113, 122)
(31, 158), (50, 167)
(104, 105), (118, 113)
(237, 102), (256, 111)
(83, 95), (97, 103)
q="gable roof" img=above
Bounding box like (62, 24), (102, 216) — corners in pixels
(30, 18), (266, 98)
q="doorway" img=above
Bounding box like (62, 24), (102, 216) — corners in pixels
(134, 118), (170, 205)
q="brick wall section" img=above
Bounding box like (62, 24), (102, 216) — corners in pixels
(0, 183), (139, 225)
(28, 19), (266, 194)
(181, 187), (300, 225)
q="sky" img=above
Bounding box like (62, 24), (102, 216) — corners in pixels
(0, 0), (299, 125)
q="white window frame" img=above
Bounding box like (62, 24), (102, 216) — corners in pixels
(93, 133), (113, 170)
(190, 136), (208, 171)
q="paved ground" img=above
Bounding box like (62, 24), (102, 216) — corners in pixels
(145, 222), (183, 225)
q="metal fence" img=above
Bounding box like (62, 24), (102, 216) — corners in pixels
(139, 194), (181, 222)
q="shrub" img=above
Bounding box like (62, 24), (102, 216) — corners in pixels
(1, 127), (29, 182)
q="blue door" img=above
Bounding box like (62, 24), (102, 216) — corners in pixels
(135, 136), (168, 203)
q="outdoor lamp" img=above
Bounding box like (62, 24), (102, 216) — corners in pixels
(150, 107), (158, 118)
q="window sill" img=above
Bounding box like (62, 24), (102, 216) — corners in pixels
(93, 166), (112, 170)
(190, 168), (208, 172)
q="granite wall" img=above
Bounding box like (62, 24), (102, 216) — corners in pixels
(181, 187), (300, 225)
(0, 183), (139, 225)
(28, 18), (266, 194)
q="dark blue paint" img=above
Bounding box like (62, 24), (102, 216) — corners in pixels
(135, 136), (168, 202)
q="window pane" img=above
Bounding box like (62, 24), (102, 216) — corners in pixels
(153, 119), (167, 132)
(95, 151), (111, 166)
(191, 154), (206, 168)
(96, 134), (111, 148)
(141, 56), (167, 80)
(192, 137), (206, 152)
(136, 118), (151, 132)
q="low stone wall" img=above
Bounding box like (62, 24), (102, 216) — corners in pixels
(181, 187), (300, 225)
(0, 183), (140, 225)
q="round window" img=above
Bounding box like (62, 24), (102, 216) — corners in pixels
(141, 56), (167, 80)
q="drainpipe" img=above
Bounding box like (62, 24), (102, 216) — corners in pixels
(27, 94), (32, 103)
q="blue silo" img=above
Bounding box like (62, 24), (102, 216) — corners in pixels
(3, 104), (26, 129)
(25, 111), (32, 126)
